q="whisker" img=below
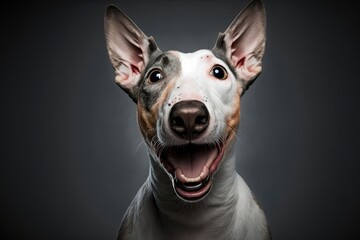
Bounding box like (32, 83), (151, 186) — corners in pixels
(135, 140), (146, 153)
(219, 120), (240, 142)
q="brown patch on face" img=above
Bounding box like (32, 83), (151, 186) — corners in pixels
(137, 100), (157, 142)
(224, 89), (242, 145)
(137, 80), (177, 143)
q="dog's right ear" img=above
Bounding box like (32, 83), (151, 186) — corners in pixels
(104, 5), (160, 103)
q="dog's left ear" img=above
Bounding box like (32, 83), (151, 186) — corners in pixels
(213, 0), (266, 91)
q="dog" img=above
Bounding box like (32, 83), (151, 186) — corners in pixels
(104, 0), (270, 239)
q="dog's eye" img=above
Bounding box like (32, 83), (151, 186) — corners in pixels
(211, 65), (228, 80)
(148, 69), (163, 83)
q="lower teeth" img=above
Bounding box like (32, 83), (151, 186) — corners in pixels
(175, 175), (210, 192)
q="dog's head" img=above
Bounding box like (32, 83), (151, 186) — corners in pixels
(104, 0), (266, 202)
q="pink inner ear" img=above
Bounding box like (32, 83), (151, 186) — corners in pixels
(236, 57), (246, 68)
(131, 65), (140, 75)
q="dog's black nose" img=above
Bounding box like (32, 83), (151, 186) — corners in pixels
(169, 100), (209, 140)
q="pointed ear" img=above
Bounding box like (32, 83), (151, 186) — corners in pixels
(213, 0), (266, 91)
(104, 5), (160, 102)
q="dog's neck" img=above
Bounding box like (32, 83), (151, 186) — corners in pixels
(148, 142), (239, 228)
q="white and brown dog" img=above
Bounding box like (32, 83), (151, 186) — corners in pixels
(104, 0), (270, 239)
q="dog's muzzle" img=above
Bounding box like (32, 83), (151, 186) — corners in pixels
(159, 100), (225, 202)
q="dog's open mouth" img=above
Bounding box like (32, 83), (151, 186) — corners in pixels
(160, 143), (225, 201)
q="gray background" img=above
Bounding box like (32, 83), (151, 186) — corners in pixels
(2, 0), (360, 239)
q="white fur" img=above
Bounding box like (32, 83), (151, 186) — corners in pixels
(119, 146), (269, 239)
(118, 51), (270, 240)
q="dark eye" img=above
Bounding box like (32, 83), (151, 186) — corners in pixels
(148, 69), (163, 83)
(211, 65), (228, 80)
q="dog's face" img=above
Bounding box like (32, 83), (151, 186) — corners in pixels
(105, 0), (266, 202)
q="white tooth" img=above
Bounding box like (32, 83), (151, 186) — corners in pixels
(181, 173), (202, 182)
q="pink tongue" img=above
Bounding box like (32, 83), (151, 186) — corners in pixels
(167, 145), (217, 179)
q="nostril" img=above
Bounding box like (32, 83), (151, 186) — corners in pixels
(171, 116), (186, 134)
(194, 115), (209, 134)
(195, 115), (208, 125)
(171, 116), (184, 127)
